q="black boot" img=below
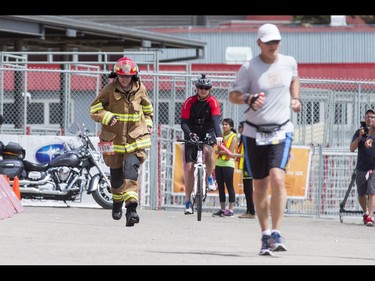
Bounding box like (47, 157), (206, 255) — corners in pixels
(125, 202), (140, 227)
(112, 200), (123, 220)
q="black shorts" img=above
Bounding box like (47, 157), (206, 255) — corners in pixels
(356, 170), (368, 196)
(366, 171), (375, 195)
(184, 142), (214, 163)
(244, 133), (293, 180)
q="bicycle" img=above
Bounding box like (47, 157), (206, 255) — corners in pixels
(178, 134), (214, 221)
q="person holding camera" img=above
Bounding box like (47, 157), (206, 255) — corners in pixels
(350, 109), (375, 226)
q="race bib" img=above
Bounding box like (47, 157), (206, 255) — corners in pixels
(255, 130), (286, 146)
(97, 141), (115, 155)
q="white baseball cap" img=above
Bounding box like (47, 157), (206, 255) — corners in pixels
(257, 23), (282, 43)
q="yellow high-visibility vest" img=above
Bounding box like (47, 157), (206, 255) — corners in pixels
(236, 141), (245, 169)
(221, 131), (236, 161)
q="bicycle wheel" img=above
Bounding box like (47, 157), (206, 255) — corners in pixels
(196, 167), (204, 221)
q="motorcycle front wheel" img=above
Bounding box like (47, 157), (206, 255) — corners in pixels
(91, 174), (113, 209)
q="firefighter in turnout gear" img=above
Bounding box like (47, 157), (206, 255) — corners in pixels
(89, 57), (153, 227)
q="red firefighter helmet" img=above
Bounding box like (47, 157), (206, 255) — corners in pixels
(113, 57), (139, 76)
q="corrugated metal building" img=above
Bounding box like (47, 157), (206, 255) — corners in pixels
(142, 26), (375, 64)
(64, 15), (375, 64)
(2, 15), (374, 79)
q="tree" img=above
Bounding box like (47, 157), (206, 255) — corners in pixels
(292, 16), (330, 25)
(354, 15), (375, 24)
(293, 15), (375, 25)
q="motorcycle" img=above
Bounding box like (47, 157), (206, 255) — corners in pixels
(0, 123), (113, 209)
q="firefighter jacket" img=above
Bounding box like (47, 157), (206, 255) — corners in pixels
(89, 79), (153, 154)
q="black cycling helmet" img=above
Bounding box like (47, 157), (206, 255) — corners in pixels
(195, 74), (212, 89)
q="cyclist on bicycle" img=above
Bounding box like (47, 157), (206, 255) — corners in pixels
(180, 74), (223, 215)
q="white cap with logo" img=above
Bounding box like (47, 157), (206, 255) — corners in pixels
(257, 23), (282, 43)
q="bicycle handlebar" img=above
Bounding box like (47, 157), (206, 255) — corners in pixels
(177, 138), (213, 149)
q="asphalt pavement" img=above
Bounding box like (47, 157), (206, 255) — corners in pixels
(0, 204), (374, 266)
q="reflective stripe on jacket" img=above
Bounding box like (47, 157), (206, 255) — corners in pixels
(89, 79), (153, 153)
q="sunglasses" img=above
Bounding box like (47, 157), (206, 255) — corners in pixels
(197, 86), (210, 90)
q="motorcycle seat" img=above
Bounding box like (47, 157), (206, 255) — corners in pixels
(24, 160), (49, 171)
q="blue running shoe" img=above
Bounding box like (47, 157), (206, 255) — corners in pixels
(184, 201), (193, 215)
(270, 232), (287, 251)
(259, 234), (274, 256)
(207, 176), (217, 191)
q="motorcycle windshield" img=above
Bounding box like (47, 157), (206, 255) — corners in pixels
(67, 123), (84, 136)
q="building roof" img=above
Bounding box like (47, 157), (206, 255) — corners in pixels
(0, 16), (206, 62)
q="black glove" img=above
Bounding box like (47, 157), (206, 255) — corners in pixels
(109, 116), (117, 126)
(108, 68), (117, 79)
(250, 93), (260, 111)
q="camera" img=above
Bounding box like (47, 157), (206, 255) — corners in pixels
(360, 121), (369, 135)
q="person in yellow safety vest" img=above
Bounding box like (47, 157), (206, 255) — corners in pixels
(212, 118), (238, 217)
(232, 121), (256, 219)
(89, 57), (153, 227)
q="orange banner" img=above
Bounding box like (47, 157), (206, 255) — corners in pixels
(173, 143), (311, 199)
(283, 145), (312, 198)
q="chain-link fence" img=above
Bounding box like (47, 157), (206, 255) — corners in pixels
(1, 51), (374, 218)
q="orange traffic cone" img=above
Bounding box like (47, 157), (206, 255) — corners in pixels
(12, 176), (21, 200)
